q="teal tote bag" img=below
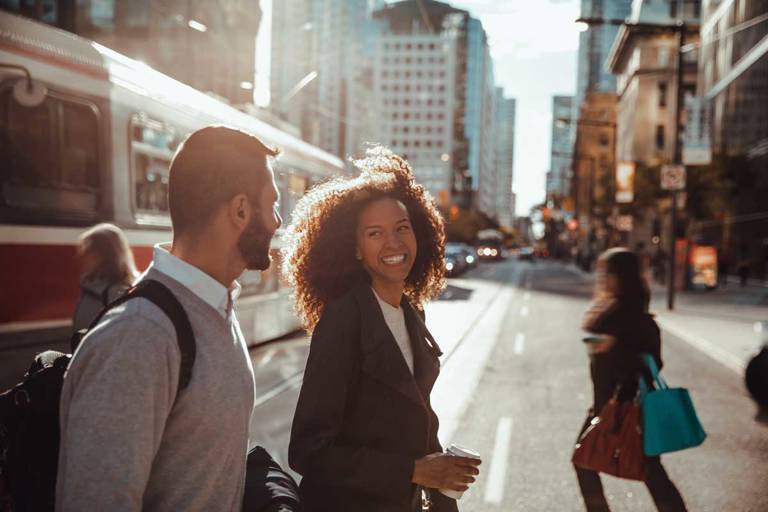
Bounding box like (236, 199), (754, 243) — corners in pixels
(639, 353), (707, 456)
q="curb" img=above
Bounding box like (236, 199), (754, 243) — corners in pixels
(655, 315), (746, 374)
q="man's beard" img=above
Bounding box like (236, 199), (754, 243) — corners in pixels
(237, 214), (273, 271)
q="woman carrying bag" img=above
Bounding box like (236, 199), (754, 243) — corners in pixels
(282, 147), (480, 511)
(574, 248), (687, 512)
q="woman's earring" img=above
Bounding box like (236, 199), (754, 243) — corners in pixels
(355, 252), (362, 261)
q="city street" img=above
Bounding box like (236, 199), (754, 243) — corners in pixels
(249, 258), (768, 511)
(2, 2), (767, 510)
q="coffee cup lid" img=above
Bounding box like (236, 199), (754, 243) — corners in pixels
(447, 444), (481, 460)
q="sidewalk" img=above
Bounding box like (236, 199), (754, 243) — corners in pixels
(650, 283), (767, 373)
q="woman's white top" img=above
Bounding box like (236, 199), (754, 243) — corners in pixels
(372, 288), (415, 375)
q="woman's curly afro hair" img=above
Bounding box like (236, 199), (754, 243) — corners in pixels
(281, 146), (446, 332)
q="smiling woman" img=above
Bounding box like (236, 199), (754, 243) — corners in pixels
(281, 146), (446, 332)
(282, 146), (481, 511)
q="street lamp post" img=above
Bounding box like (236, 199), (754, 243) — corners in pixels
(668, 22), (686, 311)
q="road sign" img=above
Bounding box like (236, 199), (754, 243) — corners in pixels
(661, 164), (686, 191)
(615, 162), (635, 203)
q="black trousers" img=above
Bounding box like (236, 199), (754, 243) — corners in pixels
(574, 412), (687, 512)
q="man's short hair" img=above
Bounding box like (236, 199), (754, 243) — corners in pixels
(169, 125), (279, 237)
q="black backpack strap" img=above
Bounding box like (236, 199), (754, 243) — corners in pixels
(83, 279), (196, 397)
(128, 281), (196, 394)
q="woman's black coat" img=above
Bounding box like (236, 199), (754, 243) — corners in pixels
(584, 302), (663, 412)
(289, 281), (458, 512)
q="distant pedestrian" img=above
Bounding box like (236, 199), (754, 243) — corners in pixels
(717, 250), (729, 288)
(737, 258), (750, 287)
(71, 223), (137, 348)
(283, 146), (480, 511)
(56, 126), (282, 511)
(634, 241), (651, 277)
(575, 248), (687, 512)
(652, 248), (667, 284)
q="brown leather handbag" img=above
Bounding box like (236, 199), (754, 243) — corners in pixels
(572, 393), (646, 481)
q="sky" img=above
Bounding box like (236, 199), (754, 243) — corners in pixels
(254, 0), (583, 216)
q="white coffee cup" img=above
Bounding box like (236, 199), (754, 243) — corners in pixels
(438, 444), (482, 500)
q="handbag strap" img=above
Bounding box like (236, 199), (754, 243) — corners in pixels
(639, 353), (668, 394)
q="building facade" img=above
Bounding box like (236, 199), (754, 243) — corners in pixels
(3, 0), (263, 105)
(572, 92), (618, 249)
(699, 0), (768, 158)
(465, 16), (497, 215)
(270, 0), (382, 159)
(494, 90), (516, 227)
(573, 0), (634, 122)
(608, 23), (699, 167)
(697, 0), (768, 279)
(372, 31), (458, 203)
(548, 95), (574, 199)
(607, 0), (701, 252)
(372, 0), (498, 217)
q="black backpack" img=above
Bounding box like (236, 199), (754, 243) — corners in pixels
(0, 280), (195, 512)
(0, 279), (301, 512)
(746, 344), (768, 408)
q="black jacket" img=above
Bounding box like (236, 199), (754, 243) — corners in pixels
(584, 302), (662, 412)
(289, 281), (458, 512)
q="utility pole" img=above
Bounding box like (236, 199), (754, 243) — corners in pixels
(668, 21), (686, 311)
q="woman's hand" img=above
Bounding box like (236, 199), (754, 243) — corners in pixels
(412, 452), (481, 491)
(588, 334), (617, 354)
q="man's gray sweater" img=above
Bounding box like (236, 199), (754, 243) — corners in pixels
(56, 268), (255, 511)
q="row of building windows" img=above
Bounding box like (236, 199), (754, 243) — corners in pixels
(396, 149), (448, 158)
(384, 99), (447, 109)
(381, 83), (447, 93)
(390, 139), (445, 149)
(381, 56), (447, 66)
(381, 69), (445, 80)
(392, 125), (444, 133)
(391, 117), (447, 127)
(381, 70), (448, 80)
(383, 42), (440, 51)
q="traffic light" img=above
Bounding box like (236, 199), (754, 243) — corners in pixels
(449, 205), (460, 220)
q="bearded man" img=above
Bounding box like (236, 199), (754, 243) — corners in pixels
(56, 126), (281, 512)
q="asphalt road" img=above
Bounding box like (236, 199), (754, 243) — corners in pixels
(440, 259), (768, 512)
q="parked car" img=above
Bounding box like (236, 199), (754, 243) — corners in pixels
(459, 243), (478, 269)
(476, 241), (504, 261)
(444, 252), (465, 277)
(518, 247), (535, 261)
(447, 243), (476, 271)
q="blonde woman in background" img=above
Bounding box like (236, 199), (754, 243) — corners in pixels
(71, 223), (137, 346)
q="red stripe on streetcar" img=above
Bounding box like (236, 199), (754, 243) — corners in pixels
(1, 243), (153, 324)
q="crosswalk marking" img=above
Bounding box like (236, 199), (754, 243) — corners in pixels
(523, 291), (531, 301)
(520, 305), (529, 317)
(514, 333), (525, 355)
(484, 416), (514, 504)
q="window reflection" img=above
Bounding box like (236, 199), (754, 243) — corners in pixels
(131, 116), (184, 216)
(0, 88), (100, 215)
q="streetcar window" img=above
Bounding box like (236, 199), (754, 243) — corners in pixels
(130, 116), (184, 219)
(61, 102), (99, 188)
(275, 167), (308, 223)
(0, 88), (100, 216)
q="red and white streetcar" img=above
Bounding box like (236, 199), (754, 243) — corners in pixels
(0, 11), (345, 359)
